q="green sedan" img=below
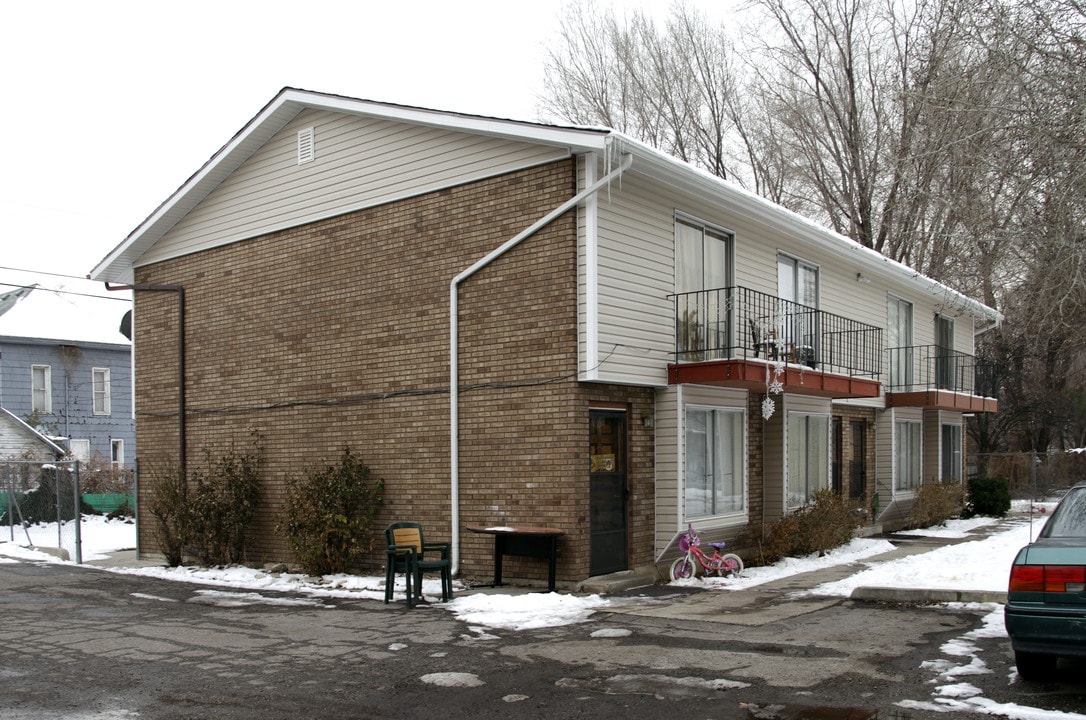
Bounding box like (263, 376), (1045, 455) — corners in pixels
(1005, 481), (1086, 681)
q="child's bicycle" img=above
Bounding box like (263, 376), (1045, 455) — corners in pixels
(669, 525), (744, 580)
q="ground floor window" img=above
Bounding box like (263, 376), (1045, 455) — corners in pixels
(685, 407), (744, 518)
(69, 439), (90, 463)
(787, 412), (830, 507)
(895, 420), (922, 492)
(941, 423), (962, 481)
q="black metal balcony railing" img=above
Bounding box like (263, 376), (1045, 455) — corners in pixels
(671, 286), (883, 378)
(885, 345), (994, 397)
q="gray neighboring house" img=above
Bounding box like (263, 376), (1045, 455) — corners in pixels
(0, 284), (134, 467)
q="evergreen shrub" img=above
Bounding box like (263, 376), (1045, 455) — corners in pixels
(964, 476), (1011, 518)
(145, 434), (263, 567)
(757, 489), (860, 565)
(280, 448), (384, 576)
(907, 480), (966, 529)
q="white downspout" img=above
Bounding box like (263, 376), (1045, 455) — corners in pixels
(448, 152), (632, 574)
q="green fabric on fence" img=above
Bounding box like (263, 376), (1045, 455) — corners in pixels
(81, 494), (134, 514)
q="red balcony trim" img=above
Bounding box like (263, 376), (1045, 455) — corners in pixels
(667, 359), (880, 399)
(886, 390), (998, 413)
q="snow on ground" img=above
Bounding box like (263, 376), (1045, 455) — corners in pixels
(1, 507), (1084, 718)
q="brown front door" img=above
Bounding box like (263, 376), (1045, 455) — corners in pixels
(589, 410), (628, 576)
(850, 420), (866, 500)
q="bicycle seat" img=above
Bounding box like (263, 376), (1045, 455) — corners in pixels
(706, 541), (728, 550)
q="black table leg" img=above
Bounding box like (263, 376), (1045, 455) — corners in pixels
(493, 535), (504, 587)
(547, 536), (557, 591)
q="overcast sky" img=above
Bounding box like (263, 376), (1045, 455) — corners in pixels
(1, 0), (725, 299)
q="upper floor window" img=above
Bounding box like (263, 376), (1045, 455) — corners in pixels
(777, 255), (820, 353)
(675, 218), (734, 360)
(935, 315), (957, 390)
(777, 254), (819, 308)
(31, 365), (51, 414)
(676, 217), (731, 293)
(887, 296), (914, 388)
(92, 368), (111, 415)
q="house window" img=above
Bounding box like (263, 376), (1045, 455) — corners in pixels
(685, 407), (745, 519)
(778, 254), (819, 308)
(111, 439), (124, 468)
(941, 424), (962, 481)
(31, 365), (51, 413)
(887, 296), (914, 389)
(92, 367), (111, 416)
(777, 255), (819, 357)
(675, 217), (733, 359)
(895, 419), (922, 492)
(787, 412), (830, 507)
(935, 315), (956, 390)
(69, 439), (90, 463)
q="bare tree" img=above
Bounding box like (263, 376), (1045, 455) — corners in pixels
(540, 0), (1086, 451)
(541, 2), (743, 178)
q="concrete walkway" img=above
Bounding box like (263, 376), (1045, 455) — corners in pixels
(596, 519), (1018, 625)
(73, 517), (1018, 617)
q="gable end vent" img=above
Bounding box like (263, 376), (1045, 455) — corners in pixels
(297, 127), (315, 165)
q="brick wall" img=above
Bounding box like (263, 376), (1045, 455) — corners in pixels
(133, 158), (655, 582)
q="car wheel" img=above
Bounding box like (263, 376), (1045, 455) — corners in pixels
(1015, 650), (1057, 681)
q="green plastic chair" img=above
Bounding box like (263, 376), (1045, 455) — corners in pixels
(384, 522), (452, 608)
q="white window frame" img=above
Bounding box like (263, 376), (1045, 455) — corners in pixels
(887, 295), (914, 388)
(92, 367), (111, 416)
(683, 405), (747, 522)
(786, 411), (831, 509)
(940, 423), (963, 482)
(69, 439), (90, 463)
(31, 364), (52, 414)
(777, 253), (820, 309)
(111, 439), (124, 468)
(894, 419), (923, 493)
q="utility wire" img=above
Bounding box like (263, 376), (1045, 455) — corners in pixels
(0, 281), (131, 303)
(136, 348), (619, 419)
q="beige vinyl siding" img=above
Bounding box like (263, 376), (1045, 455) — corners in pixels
(139, 108), (571, 267)
(590, 175), (676, 385)
(874, 410), (894, 518)
(923, 409), (942, 484)
(654, 385), (681, 555)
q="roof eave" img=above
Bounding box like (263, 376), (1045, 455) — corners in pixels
(91, 88), (611, 284)
(617, 135), (1002, 324)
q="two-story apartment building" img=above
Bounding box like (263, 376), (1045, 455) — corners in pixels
(91, 89), (998, 584)
(0, 285), (135, 468)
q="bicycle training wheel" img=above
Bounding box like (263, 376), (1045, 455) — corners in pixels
(720, 553), (744, 577)
(669, 556), (695, 580)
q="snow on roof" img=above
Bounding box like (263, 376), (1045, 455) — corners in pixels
(0, 279), (130, 346)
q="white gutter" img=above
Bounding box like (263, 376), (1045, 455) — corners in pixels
(448, 152), (632, 574)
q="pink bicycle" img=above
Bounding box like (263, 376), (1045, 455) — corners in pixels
(669, 525), (744, 580)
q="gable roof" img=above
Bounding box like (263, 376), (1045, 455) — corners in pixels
(91, 87), (1000, 324)
(0, 407), (66, 460)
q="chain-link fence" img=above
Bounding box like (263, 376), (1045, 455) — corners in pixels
(2, 460), (83, 562)
(969, 451), (1086, 499)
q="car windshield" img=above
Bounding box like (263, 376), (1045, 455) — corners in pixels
(1042, 486), (1086, 538)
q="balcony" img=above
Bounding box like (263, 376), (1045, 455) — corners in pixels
(885, 346), (998, 413)
(667, 286), (883, 399)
